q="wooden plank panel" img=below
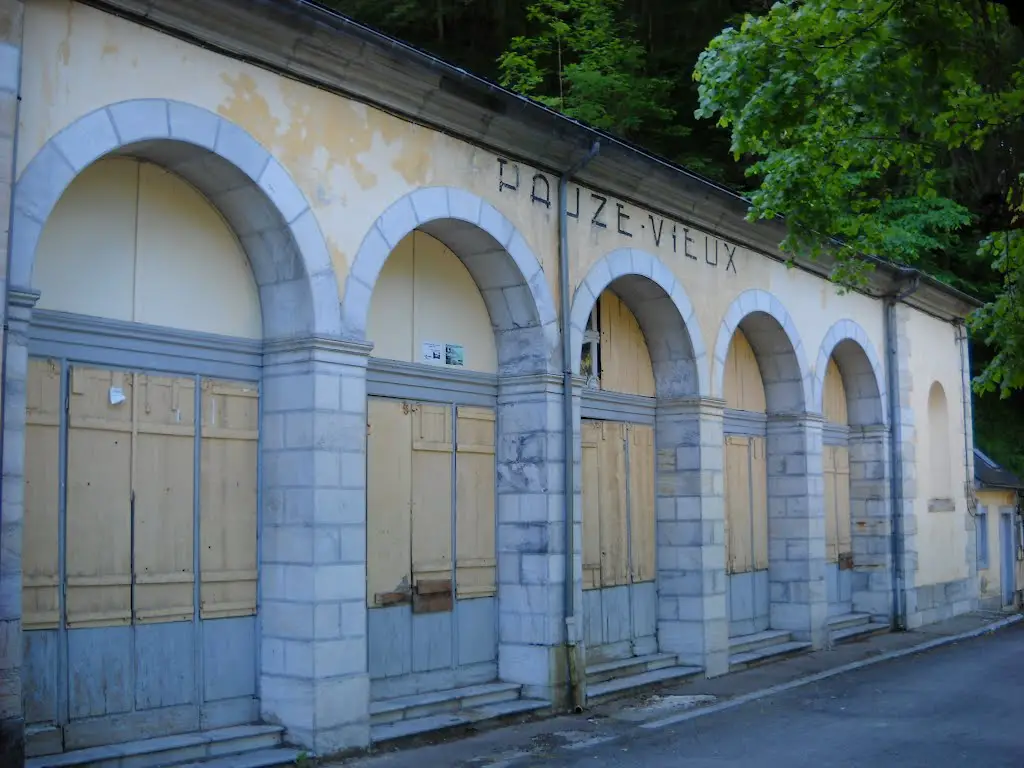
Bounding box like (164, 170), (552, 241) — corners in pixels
(751, 436), (769, 571)
(628, 424), (656, 583)
(23, 358), (62, 631)
(134, 375), (196, 624)
(368, 398), (413, 607)
(200, 378), (258, 620)
(411, 403), (453, 594)
(725, 436), (752, 575)
(598, 422), (629, 587)
(823, 357), (849, 426)
(66, 367), (133, 628)
(455, 406), (496, 599)
(581, 420), (602, 591)
(724, 331), (766, 413)
(598, 290), (655, 397)
(835, 445), (853, 556)
(823, 445), (838, 563)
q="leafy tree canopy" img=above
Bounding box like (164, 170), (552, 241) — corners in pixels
(693, 0), (1024, 397)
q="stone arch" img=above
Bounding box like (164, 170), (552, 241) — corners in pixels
(713, 289), (812, 413)
(12, 99), (342, 340)
(813, 320), (888, 427)
(343, 188), (559, 376)
(568, 248), (709, 398)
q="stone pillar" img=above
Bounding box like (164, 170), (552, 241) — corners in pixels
(889, 305), (919, 627)
(0, 287), (33, 766)
(259, 337), (373, 755)
(766, 414), (828, 648)
(848, 425), (892, 619)
(495, 373), (575, 707)
(654, 397), (728, 677)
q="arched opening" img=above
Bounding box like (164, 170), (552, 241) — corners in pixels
(822, 357), (853, 615)
(928, 382), (953, 503)
(816, 330), (888, 623)
(579, 287), (657, 665)
(718, 301), (812, 658)
(723, 329), (769, 638)
(570, 253), (704, 689)
(359, 206), (554, 725)
(16, 126), (332, 753)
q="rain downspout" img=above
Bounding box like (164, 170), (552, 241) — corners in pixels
(0, 34), (23, 544)
(560, 140), (599, 713)
(955, 320), (974, 517)
(885, 275), (920, 631)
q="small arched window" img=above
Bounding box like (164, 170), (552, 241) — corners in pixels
(927, 381), (952, 501)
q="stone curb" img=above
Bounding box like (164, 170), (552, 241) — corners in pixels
(639, 613), (1023, 731)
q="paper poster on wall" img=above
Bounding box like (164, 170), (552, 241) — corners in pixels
(421, 341), (443, 364)
(445, 344), (465, 367)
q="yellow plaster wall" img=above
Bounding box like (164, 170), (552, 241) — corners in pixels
(366, 231), (497, 373)
(903, 308), (970, 586)
(19, 0), (889, 396)
(33, 156), (261, 338)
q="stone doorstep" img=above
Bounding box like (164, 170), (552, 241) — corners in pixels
(826, 612), (874, 631)
(585, 665), (704, 705)
(729, 640), (814, 671)
(727, 629), (794, 656)
(826, 611), (893, 645)
(26, 725), (285, 768)
(584, 653), (680, 685)
(370, 698), (550, 744)
(369, 682), (524, 725)
(173, 748), (303, 768)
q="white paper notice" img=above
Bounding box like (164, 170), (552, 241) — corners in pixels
(109, 386), (126, 405)
(421, 341), (443, 364)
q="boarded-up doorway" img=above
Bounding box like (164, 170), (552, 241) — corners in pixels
(366, 397), (498, 699)
(22, 359), (259, 754)
(580, 419), (656, 663)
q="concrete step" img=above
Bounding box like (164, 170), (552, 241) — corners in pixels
(585, 664), (704, 705)
(585, 652), (680, 685)
(174, 748), (303, 768)
(827, 612), (873, 631)
(831, 620), (890, 645)
(26, 725), (284, 768)
(728, 629), (794, 655)
(370, 681), (523, 725)
(730, 640), (812, 671)
(370, 697), (549, 743)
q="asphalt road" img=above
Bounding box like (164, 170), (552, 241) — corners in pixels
(536, 622), (1024, 767)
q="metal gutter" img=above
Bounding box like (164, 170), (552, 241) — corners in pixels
(559, 141), (601, 714)
(884, 273), (921, 632)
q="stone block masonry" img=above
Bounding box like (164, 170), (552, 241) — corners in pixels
(0, 1), (22, 763)
(654, 398), (728, 676)
(260, 337), (374, 754)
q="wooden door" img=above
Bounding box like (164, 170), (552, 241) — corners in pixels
(22, 362), (260, 750)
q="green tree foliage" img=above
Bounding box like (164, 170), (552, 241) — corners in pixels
(693, 0), (1024, 398)
(323, 0), (1024, 472)
(496, 0), (679, 141)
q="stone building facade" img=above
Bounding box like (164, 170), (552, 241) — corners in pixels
(0, 0), (981, 763)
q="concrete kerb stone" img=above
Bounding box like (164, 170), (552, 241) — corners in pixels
(639, 613), (1024, 731)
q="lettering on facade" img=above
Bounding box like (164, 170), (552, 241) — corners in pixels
(496, 158), (738, 274)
